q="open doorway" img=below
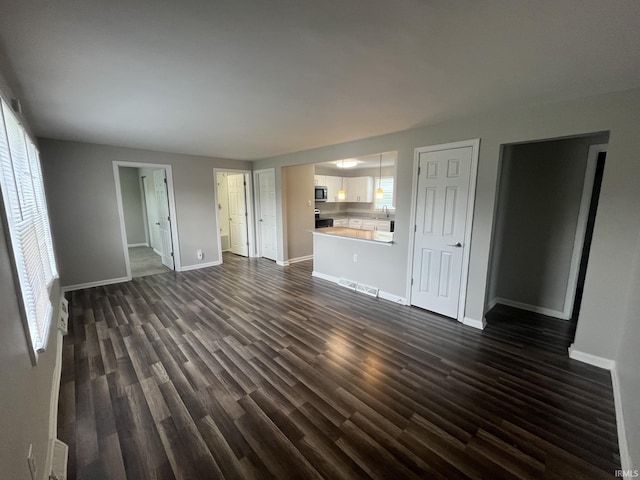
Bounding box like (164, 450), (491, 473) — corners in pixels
(214, 169), (255, 260)
(114, 162), (181, 278)
(486, 133), (608, 342)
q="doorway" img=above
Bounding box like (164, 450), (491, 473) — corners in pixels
(407, 139), (480, 325)
(254, 168), (277, 261)
(114, 162), (181, 278)
(487, 134), (608, 326)
(214, 169), (255, 260)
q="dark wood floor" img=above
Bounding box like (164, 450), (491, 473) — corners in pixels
(58, 253), (620, 479)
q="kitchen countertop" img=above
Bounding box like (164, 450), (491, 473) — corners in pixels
(312, 227), (394, 244)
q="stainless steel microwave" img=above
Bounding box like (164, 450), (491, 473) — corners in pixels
(315, 186), (328, 202)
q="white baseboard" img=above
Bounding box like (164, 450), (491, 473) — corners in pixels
(312, 271), (407, 306)
(278, 255), (314, 267)
(180, 260), (222, 272)
(494, 297), (568, 320)
(568, 345), (616, 370)
(127, 243), (149, 248)
(611, 365), (632, 473)
(463, 316), (486, 330)
(288, 255), (313, 264)
(378, 290), (407, 305)
(568, 349), (631, 471)
(153, 248), (162, 256)
(62, 276), (130, 292)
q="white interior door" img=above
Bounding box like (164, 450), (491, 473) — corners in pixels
(228, 173), (249, 256)
(153, 169), (174, 269)
(411, 146), (473, 318)
(258, 170), (277, 260)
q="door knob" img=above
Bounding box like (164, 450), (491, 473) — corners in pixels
(259, 219), (263, 222)
(447, 242), (463, 247)
(155, 222), (160, 225)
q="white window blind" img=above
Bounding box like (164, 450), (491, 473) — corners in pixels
(0, 99), (57, 361)
(374, 176), (395, 210)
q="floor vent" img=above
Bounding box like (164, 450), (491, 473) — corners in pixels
(50, 439), (69, 480)
(338, 278), (358, 291)
(356, 283), (379, 298)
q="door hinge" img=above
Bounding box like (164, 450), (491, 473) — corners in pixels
(167, 216), (171, 221)
(164, 178), (167, 184)
(170, 252), (174, 257)
(411, 278), (414, 286)
(418, 166), (421, 175)
(414, 225), (417, 232)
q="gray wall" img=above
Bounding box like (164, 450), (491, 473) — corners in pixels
(616, 231), (640, 469)
(490, 135), (607, 314)
(39, 139), (251, 287)
(282, 163), (314, 260)
(0, 210), (62, 480)
(119, 167), (146, 246)
(254, 87), (640, 365)
(0, 70), (62, 480)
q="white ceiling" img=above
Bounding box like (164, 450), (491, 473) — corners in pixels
(1, 0), (639, 160)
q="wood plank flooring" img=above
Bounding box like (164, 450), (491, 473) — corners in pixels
(58, 253), (620, 479)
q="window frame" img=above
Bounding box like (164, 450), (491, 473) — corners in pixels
(0, 99), (58, 365)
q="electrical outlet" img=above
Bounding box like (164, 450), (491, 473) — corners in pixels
(27, 444), (37, 480)
(353, 254), (358, 263)
(196, 249), (203, 260)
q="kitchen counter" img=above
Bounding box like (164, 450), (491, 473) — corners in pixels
(312, 226), (393, 244)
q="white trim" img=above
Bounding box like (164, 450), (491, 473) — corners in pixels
(127, 242), (149, 248)
(179, 260), (222, 272)
(568, 345), (615, 370)
(378, 290), (407, 305)
(611, 365), (632, 473)
(563, 143), (607, 319)
(567, 349), (631, 471)
(213, 168), (256, 263)
(62, 276), (130, 292)
(486, 297), (499, 312)
(406, 139), (481, 324)
(313, 270), (407, 305)
(463, 316), (486, 330)
(288, 254), (314, 264)
(494, 297), (567, 320)
(276, 260), (287, 267)
(312, 270), (338, 282)
(44, 328), (64, 479)
(113, 162), (182, 277)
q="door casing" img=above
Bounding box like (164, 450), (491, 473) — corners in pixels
(113, 161), (181, 279)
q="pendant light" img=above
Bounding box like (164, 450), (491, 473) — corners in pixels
(337, 158), (346, 200)
(375, 153), (384, 200)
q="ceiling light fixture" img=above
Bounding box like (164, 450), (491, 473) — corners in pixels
(336, 159), (358, 168)
(338, 159), (346, 200)
(375, 153), (384, 200)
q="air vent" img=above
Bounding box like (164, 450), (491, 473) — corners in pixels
(338, 278), (357, 291)
(58, 297), (69, 335)
(356, 283), (379, 298)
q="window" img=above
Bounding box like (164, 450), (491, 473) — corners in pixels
(0, 99), (58, 363)
(374, 176), (395, 210)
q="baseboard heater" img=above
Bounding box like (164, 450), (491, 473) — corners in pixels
(338, 278), (379, 298)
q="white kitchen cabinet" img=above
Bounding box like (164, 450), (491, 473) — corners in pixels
(362, 220), (377, 231)
(348, 218), (363, 229)
(345, 176), (373, 203)
(374, 220), (392, 232)
(325, 175), (345, 202)
(314, 175), (327, 186)
(333, 218), (349, 227)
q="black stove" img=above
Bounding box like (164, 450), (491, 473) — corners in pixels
(314, 209), (333, 228)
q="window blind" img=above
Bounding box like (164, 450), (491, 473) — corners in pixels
(374, 176), (395, 210)
(0, 99), (57, 360)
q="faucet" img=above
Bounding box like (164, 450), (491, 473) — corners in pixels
(382, 205), (389, 218)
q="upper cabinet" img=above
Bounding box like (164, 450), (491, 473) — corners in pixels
(345, 176), (373, 203)
(314, 175), (326, 186)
